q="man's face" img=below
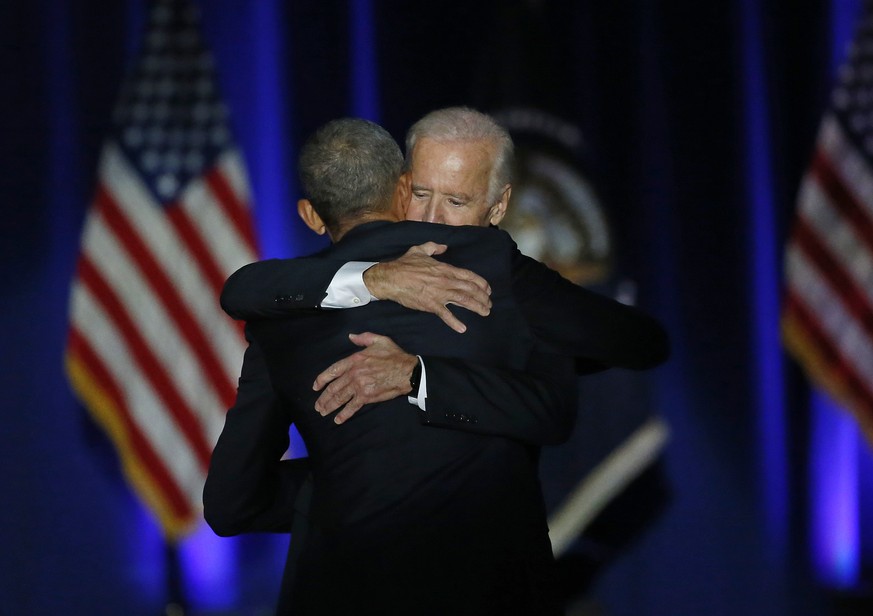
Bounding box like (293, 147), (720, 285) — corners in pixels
(405, 138), (508, 227)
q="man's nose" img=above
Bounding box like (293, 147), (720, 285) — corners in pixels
(423, 204), (441, 223)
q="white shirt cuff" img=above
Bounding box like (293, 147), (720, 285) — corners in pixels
(321, 262), (378, 308)
(407, 356), (427, 411)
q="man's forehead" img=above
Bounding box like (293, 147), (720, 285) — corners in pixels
(413, 139), (493, 184)
(412, 137), (495, 163)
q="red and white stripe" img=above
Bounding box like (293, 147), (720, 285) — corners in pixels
(67, 142), (257, 535)
(783, 113), (873, 439)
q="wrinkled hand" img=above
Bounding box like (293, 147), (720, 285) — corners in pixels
(363, 242), (491, 333)
(313, 332), (419, 424)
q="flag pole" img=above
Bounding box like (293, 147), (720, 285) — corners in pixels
(163, 540), (187, 616)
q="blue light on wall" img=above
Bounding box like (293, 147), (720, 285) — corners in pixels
(349, 0), (380, 121)
(246, 0), (295, 260)
(738, 0), (787, 559)
(179, 528), (239, 609)
(808, 0), (864, 588)
(811, 393), (860, 586)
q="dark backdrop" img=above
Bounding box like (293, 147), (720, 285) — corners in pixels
(2, 0), (871, 614)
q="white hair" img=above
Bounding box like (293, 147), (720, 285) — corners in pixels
(405, 107), (514, 203)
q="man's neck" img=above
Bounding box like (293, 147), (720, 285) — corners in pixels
(329, 212), (403, 242)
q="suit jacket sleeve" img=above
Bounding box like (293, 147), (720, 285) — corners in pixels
(511, 249), (670, 371)
(221, 257), (345, 320)
(419, 346), (578, 445)
(223, 249), (670, 369)
(203, 330), (309, 536)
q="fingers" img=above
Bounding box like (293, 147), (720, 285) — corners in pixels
(313, 358), (350, 391)
(446, 285), (491, 317)
(451, 267), (491, 295)
(426, 278), (491, 320)
(435, 306), (467, 334)
(411, 242), (447, 257)
(421, 259), (491, 297)
(314, 334), (397, 414)
(432, 268), (491, 314)
(367, 247), (494, 324)
(314, 379), (353, 415)
(349, 332), (402, 352)
(334, 399), (364, 424)
(348, 332), (379, 347)
(313, 337), (388, 390)
(313, 336), (414, 423)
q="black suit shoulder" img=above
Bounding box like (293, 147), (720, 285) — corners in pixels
(509, 247), (670, 369)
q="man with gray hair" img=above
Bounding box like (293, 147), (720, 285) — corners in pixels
(206, 116), (581, 614)
(402, 106), (515, 227)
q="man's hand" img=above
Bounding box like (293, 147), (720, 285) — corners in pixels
(363, 242), (491, 333)
(313, 332), (419, 424)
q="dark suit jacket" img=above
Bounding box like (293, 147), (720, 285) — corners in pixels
(206, 221), (573, 615)
(208, 220), (669, 534)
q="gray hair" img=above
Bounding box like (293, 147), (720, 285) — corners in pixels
(299, 118), (403, 231)
(405, 107), (514, 204)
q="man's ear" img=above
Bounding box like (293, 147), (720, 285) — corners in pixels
(393, 172), (412, 218)
(487, 185), (511, 226)
(297, 199), (327, 235)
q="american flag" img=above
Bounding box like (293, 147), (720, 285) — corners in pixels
(782, 3), (873, 446)
(65, 0), (258, 538)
